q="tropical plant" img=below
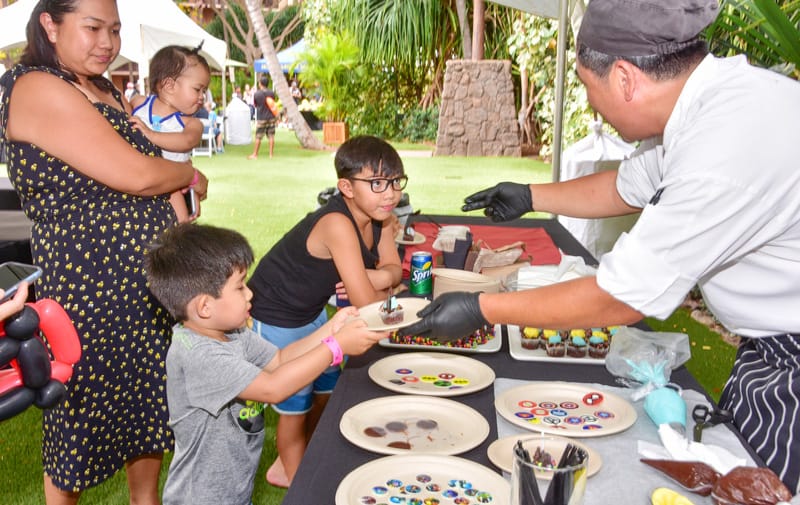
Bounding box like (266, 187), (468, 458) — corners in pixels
(242, 0), (324, 150)
(327, 0), (458, 109)
(303, 0), (523, 144)
(705, 0), (800, 79)
(400, 107), (440, 143)
(324, 0), (517, 110)
(293, 31), (364, 122)
(508, 14), (594, 158)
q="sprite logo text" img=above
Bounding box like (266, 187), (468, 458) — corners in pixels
(411, 263), (432, 283)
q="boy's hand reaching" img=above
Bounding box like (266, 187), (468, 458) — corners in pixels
(329, 305), (358, 333)
(333, 319), (388, 357)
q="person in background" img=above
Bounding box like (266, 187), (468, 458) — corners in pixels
(123, 81), (137, 102)
(290, 80), (302, 104)
(0, 0), (208, 503)
(202, 101), (223, 153)
(244, 82), (255, 120)
(247, 136), (405, 487)
(247, 76), (279, 160)
(144, 223), (385, 505)
(401, 0), (800, 494)
(130, 44), (210, 222)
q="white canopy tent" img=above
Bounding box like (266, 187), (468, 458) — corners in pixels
(0, 0), (227, 89)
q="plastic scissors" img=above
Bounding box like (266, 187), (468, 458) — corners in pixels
(692, 404), (733, 442)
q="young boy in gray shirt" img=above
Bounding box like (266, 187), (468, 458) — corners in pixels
(145, 223), (386, 505)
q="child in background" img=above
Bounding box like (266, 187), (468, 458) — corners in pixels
(247, 135), (406, 487)
(204, 101), (224, 153)
(247, 76), (279, 160)
(144, 223), (385, 505)
(130, 44), (210, 222)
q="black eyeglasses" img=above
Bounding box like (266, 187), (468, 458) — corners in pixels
(350, 175), (408, 193)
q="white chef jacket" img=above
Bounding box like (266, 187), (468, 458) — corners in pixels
(596, 54), (800, 337)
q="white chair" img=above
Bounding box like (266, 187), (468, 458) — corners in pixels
(192, 118), (214, 157)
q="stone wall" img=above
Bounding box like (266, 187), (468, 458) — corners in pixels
(435, 59), (521, 157)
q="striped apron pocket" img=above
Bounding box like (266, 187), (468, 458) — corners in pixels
(719, 333), (800, 494)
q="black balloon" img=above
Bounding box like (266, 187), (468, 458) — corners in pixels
(34, 380), (67, 409)
(17, 338), (52, 389)
(0, 338), (20, 364)
(0, 388), (36, 422)
(2, 306), (40, 340)
(0, 300), (80, 421)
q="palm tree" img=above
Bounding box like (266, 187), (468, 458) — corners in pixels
(242, 0), (325, 150)
(456, 0), (473, 60)
(329, 0), (461, 108)
(327, 0), (516, 109)
(706, 0), (800, 78)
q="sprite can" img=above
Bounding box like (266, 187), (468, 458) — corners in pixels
(409, 251), (433, 296)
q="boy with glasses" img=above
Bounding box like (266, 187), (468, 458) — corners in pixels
(247, 135), (405, 487)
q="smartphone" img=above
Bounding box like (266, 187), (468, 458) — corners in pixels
(184, 188), (198, 218)
(0, 262), (42, 303)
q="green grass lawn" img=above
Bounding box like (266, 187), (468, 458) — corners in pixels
(0, 128), (735, 503)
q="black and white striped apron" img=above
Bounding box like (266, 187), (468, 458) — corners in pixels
(719, 333), (800, 494)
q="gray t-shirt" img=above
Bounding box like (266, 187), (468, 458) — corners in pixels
(162, 325), (278, 505)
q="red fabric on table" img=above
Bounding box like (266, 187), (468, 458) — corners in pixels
(401, 222), (562, 275)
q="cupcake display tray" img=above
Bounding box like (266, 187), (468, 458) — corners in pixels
(507, 325), (607, 364)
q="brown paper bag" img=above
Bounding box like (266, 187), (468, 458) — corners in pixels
(466, 240), (530, 273)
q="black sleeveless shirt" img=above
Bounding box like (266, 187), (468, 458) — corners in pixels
(248, 193), (381, 326)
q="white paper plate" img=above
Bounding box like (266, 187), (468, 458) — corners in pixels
(495, 382), (637, 437)
(508, 325), (606, 365)
(368, 352), (496, 397)
(339, 395), (489, 455)
(379, 324), (503, 354)
(395, 231), (426, 245)
(487, 434), (603, 477)
(351, 297), (430, 331)
(335, 454), (510, 505)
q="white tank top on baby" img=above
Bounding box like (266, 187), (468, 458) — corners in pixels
(132, 95), (191, 162)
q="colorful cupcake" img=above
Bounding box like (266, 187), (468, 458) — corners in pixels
(544, 330), (565, 357)
(379, 296), (404, 325)
(520, 327), (542, 350)
(588, 330), (610, 359)
(567, 329), (588, 358)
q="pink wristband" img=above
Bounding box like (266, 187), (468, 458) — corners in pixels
(188, 169), (200, 188)
(321, 335), (343, 367)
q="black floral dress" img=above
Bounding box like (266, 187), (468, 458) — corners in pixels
(0, 65), (175, 492)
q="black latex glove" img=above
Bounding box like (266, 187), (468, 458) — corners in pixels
(461, 182), (533, 222)
(398, 292), (489, 343)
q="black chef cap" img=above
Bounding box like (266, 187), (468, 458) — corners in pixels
(577, 0), (720, 57)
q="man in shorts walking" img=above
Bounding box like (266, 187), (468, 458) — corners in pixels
(248, 76), (279, 160)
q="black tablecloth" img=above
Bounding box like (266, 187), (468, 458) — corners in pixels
(278, 216), (756, 505)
